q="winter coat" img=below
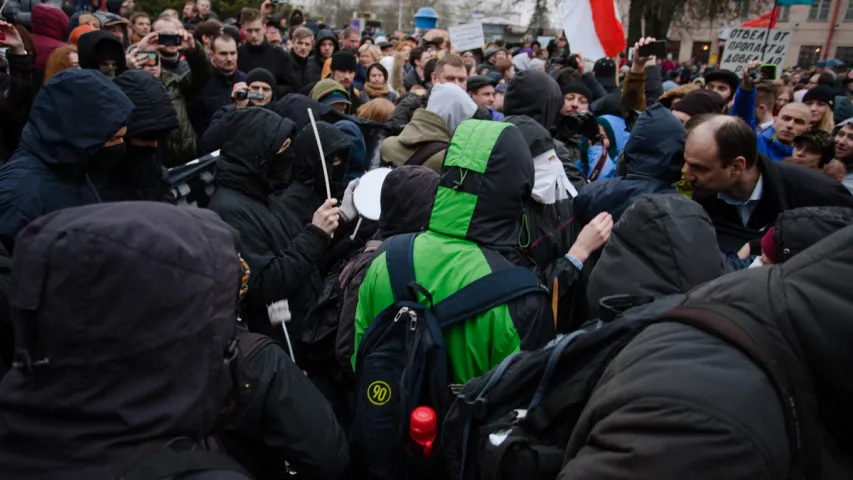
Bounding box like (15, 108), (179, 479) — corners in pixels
(0, 69), (133, 253)
(387, 91), (428, 130)
(561, 223), (853, 479)
(353, 120), (555, 383)
(1, 0), (61, 28)
(29, 4), (68, 70)
(97, 70), (178, 202)
(694, 154), (853, 253)
(307, 29), (337, 81)
(574, 103), (685, 226)
(189, 68), (246, 141)
(206, 108), (326, 350)
(766, 206), (853, 262)
(732, 86), (793, 162)
(504, 115), (581, 332)
(237, 41), (297, 99)
(0, 202), (243, 478)
(359, 88), (399, 104)
(0, 52), (40, 162)
(335, 165), (439, 374)
(291, 51), (322, 90)
(160, 41), (212, 166)
(219, 331), (349, 480)
(380, 108), (450, 172)
(76, 29), (127, 75)
(403, 68), (426, 91)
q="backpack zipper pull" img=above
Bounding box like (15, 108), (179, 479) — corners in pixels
(408, 310), (418, 331)
(394, 307), (410, 322)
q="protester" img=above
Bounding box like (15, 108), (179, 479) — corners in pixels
(703, 68), (739, 106)
(264, 20), (283, 47)
(381, 83), (476, 172)
(132, 28), (210, 166)
(467, 75), (503, 121)
(149, 16), (189, 76)
(237, 8), (295, 98)
(43, 45), (78, 83)
(754, 84), (777, 134)
(356, 98), (394, 122)
(592, 57), (618, 95)
(0, 69), (133, 253)
(128, 12), (150, 43)
(834, 118), (853, 193)
(96, 12), (130, 48)
(354, 120), (555, 382)
(403, 47), (432, 92)
(77, 29), (127, 78)
(685, 114), (853, 253)
(0, 202), (253, 478)
(289, 26), (320, 89)
(803, 85), (835, 133)
(560, 82), (591, 116)
(0, 20), (37, 162)
(28, 4), (68, 71)
(310, 79), (351, 114)
(192, 18), (222, 51)
(189, 33), (244, 139)
(68, 24), (96, 46)
(196, 0), (217, 20)
(312, 29), (339, 82)
(359, 62), (397, 103)
(329, 51), (361, 112)
(338, 26), (359, 51)
(670, 89), (727, 124)
(788, 129), (834, 171)
(751, 206), (853, 266)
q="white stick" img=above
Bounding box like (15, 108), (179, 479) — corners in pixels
(307, 108), (332, 200)
(349, 216), (363, 241)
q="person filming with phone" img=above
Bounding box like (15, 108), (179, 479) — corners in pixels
(129, 26), (211, 166)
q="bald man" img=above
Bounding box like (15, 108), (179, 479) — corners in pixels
(685, 114), (853, 253)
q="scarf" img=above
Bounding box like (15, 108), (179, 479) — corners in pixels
(365, 82), (390, 99)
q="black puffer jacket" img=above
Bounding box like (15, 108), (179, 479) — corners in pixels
(561, 224), (853, 479)
(768, 206), (853, 262)
(291, 50), (323, 90)
(0, 202), (242, 478)
(97, 70), (179, 201)
(206, 108), (328, 350)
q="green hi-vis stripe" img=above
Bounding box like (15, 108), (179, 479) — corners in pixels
(429, 186), (478, 238)
(443, 120), (509, 174)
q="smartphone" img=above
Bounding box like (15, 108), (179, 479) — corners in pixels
(138, 51), (159, 67)
(759, 64), (778, 81)
(158, 33), (181, 46)
(638, 40), (667, 58)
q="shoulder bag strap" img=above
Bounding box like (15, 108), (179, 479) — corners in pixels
(405, 141), (449, 166)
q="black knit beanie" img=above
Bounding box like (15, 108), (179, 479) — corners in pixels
(561, 82), (592, 103)
(671, 89), (727, 116)
(803, 85), (836, 110)
(246, 68), (277, 89)
(331, 51), (357, 72)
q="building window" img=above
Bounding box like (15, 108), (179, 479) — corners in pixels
(836, 46), (853, 64)
(666, 40), (681, 60)
(846, 0), (853, 20)
(809, 0), (831, 21)
(798, 45), (823, 67)
(778, 5), (791, 22)
(692, 42), (711, 64)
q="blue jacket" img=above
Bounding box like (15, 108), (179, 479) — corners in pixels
(730, 86), (792, 162)
(574, 103), (685, 225)
(189, 68), (246, 140)
(0, 69), (133, 252)
(489, 108), (505, 121)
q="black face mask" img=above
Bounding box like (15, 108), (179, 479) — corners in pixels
(89, 143), (127, 175)
(122, 145), (161, 180)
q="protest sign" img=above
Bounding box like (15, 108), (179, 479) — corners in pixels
(720, 27), (792, 76)
(449, 22), (485, 52)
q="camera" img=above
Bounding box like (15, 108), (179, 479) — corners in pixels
(235, 90), (249, 101)
(561, 111), (600, 142)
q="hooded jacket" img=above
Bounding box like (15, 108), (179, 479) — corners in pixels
(309, 30), (338, 76)
(380, 108), (451, 172)
(237, 40), (296, 99)
(353, 120), (555, 383)
(0, 69), (133, 253)
(503, 69), (586, 191)
(97, 70), (178, 202)
(76, 29), (127, 75)
(574, 103), (686, 226)
(336, 166), (440, 373)
(0, 202), (241, 478)
(561, 224), (853, 479)
(2, 0), (62, 28)
(206, 108), (327, 347)
(29, 4), (68, 70)
(159, 41), (212, 166)
(768, 206), (853, 263)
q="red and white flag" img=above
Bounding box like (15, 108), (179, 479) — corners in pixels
(562, 0), (626, 60)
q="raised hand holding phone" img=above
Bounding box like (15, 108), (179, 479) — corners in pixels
(0, 20), (25, 55)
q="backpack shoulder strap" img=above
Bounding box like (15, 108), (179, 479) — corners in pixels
(237, 332), (276, 364)
(117, 443), (252, 480)
(657, 305), (821, 479)
(405, 141), (449, 166)
(384, 233), (418, 302)
(431, 267), (548, 328)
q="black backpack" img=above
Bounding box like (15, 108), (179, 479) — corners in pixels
(116, 437), (253, 479)
(441, 302), (820, 480)
(350, 232), (549, 480)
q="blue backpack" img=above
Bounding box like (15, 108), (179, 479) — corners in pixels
(349, 233), (549, 480)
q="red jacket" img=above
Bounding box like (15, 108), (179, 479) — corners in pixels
(30, 4), (69, 70)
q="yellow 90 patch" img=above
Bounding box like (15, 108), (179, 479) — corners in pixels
(367, 381), (392, 406)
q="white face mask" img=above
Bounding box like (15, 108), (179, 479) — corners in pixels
(748, 256), (764, 269)
(531, 148), (578, 204)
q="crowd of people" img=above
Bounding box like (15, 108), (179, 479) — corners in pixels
(1, 0), (853, 478)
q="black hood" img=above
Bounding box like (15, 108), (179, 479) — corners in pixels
(623, 103), (685, 184)
(114, 70), (178, 139)
(588, 194), (724, 309)
(0, 203), (242, 477)
(685, 224), (853, 458)
(772, 206), (853, 263)
(291, 121), (352, 198)
(504, 115), (556, 157)
(313, 29), (339, 58)
(269, 93), (342, 130)
(77, 30), (127, 74)
(503, 70), (563, 130)
(379, 165), (440, 239)
(215, 108), (298, 199)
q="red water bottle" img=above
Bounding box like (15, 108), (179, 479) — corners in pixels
(409, 406), (437, 457)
